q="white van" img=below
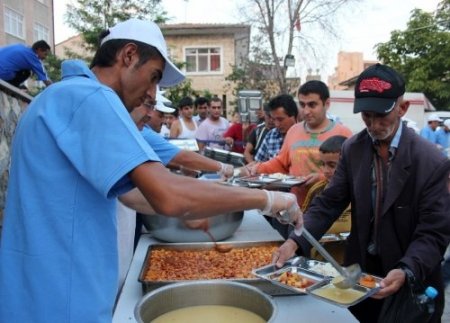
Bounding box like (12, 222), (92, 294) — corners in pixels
(329, 91), (435, 134)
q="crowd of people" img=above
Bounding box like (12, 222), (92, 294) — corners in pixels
(0, 18), (449, 323)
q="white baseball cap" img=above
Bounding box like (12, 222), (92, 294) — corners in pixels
(444, 119), (450, 128)
(100, 18), (185, 87)
(155, 89), (175, 113)
(427, 113), (443, 122)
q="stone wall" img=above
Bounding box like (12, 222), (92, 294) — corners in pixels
(0, 80), (32, 224)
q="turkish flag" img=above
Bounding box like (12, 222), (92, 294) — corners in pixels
(294, 16), (301, 31)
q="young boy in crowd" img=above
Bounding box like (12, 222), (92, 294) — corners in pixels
(302, 135), (350, 263)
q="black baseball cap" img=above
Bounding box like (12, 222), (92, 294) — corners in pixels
(354, 63), (405, 114)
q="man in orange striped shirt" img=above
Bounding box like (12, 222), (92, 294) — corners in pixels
(247, 80), (352, 238)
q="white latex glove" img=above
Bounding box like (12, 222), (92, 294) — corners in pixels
(217, 162), (234, 179)
(259, 190), (303, 236)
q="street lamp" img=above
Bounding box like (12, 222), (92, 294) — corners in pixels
(284, 54), (295, 68)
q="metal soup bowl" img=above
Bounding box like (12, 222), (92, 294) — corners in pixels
(134, 280), (276, 323)
(141, 211), (244, 243)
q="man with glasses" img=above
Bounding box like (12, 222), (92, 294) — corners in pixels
(170, 96), (198, 139)
(273, 64), (450, 322)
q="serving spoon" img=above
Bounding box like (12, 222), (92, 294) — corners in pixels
(183, 219), (233, 253)
(301, 228), (361, 289)
(204, 230), (232, 253)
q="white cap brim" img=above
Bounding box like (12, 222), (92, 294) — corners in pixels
(155, 87), (174, 113)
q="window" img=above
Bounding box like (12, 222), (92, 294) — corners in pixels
(185, 47), (222, 73)
(4, 7), (24, 39)
(34, 23), (49, 42)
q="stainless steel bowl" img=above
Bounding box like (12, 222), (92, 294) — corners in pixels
(134, 280), (276, 323)
(141, 211), (244, 243)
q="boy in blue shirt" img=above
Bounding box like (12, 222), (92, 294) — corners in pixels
(0, 40), (52, 87)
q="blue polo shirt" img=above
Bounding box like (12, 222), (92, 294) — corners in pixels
(420, 125), (437, 144)
(141, 125), (180, 165)
(0, 43), (49, 81)
(0, 60), (160, 323)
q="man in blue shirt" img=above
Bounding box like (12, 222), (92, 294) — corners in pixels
(436, 119), (450, 157)
(0, 19), (302, 323)
(0, 40), (52, 87)
(420, 113), (442, 147)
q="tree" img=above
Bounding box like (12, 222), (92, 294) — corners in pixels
(232, 0), (358, 94)
(62, 1), (209, 105)
(65, 0), (169, 53)
(376, 0), (450, 109)
(43, 53), (64, 83)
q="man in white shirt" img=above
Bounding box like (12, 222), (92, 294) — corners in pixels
(196, 96), (230, 151)
(170, 96), (198, 139)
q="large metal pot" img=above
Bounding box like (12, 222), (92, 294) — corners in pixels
(134, 280), (276, 323)
(141, 211), (244, 243)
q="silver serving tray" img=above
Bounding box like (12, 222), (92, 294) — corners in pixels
(238, 175), (281, 185)
(252, 263), (325, 294)
(237, 175), (306, 189)
(306, 278), (381, 308)
(138, 240), (300, 296)
(253, 257), (382, 303)
(265, 177), (306, 189)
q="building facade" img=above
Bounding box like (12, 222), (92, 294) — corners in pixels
(0, 0), (54, 50)
(161, 23), (250, 116)
(328, 51), (377, 90)
(55, 23), (251, 118)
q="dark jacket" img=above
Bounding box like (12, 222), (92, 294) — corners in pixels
(291, 125), (450, 318)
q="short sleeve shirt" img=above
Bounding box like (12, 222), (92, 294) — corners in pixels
(196, 117), (230, 149)
(141, 125), (180, 165)
(0, 60), (159, 323)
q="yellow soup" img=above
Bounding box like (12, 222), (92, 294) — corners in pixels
(152, 305), (267, 323)
(312, 284), (365, 305)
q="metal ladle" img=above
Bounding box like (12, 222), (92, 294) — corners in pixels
(204, 230), (232, 253)
(301, 228), (361, 289)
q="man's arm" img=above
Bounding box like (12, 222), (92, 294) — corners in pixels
(398, 160), (450, 282)
(170, 150), (221, 173)
(244, 142), (255, 163)
(244, 127), (258, 163)
(129, 161), (299, 220)
(169, 120), (181, 138)
(118, 188), (156, 215)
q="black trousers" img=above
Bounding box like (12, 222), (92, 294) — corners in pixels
(6, 70), (31, 88)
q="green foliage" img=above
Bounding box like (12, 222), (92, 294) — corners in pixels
(43, 53), (64, 82)
(376, 1), (450, 109)
(163, 79), (199, 107)
(26, 54), (65, 97)
(65, 0), (169, 53)
(50, 0), (168, 94)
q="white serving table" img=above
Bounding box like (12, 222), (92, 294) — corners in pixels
(112, 211), (358, 323)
